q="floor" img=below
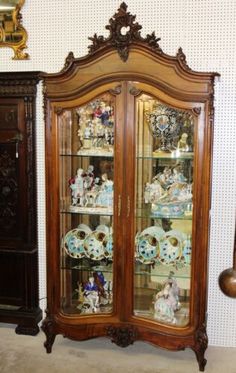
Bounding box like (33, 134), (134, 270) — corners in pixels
(0, 323), (235, 373)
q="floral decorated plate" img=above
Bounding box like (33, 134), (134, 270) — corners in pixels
(103, 233), (113, 259)
(64, 228), (89, 259)
(136, 233), (159, 264)
(84, 230), (106, 261)
(159, 230), (184, 265)
(140, 226), (165, 240)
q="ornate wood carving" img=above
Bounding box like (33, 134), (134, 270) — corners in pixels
(88, 2), (163, 62)
(62, 51), (75, 72)
(0, 147), (18, 236)
(106, 325), (137, 347)
(176, 47), (192, 72)
(192, 324), (208, 371)
(0, 105), (18, 129)
(24, 96), (36, 243)
(129, 86), (142, 96)
(192, 107), (202, 116)
(0, 74), (40, 96)
(109, 85), (122, 96)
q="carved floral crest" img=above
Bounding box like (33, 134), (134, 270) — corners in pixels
(88, 2), (163, 62)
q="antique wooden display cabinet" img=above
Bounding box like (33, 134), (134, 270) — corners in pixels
(42, 4), (219, 370)
(0, 72), (42, 334)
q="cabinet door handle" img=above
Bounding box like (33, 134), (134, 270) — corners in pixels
(118, 195), (121, 217)
(127, 195), (130, 218)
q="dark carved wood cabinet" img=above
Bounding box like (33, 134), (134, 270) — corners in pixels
(42, 4), (219, 370)
(0, 72), (42, 335)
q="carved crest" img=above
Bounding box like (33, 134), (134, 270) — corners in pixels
(88, 2), (162, 62)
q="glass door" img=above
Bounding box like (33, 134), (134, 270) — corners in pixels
(58, 93), (116, 315)
(133, 93), (194, 327)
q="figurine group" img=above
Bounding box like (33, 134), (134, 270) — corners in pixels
(69, 165), (113, 211)
(144, 165), (192, 216)
(77, 99), (114, 155)
(154, 271), (181, 324)
(76, 271), (113, 313)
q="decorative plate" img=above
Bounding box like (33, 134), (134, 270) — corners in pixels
(140, 226), (165, 240)
(77, 224), (92, 234)
(64, 228), (89, 259)
(103, 233), (113, 259)
(96, 225), (110, 234)
(181, 235), (192, 265)
(159, 230), (183, 265)
(136, 233), (159, 264)
(84, 230), (106, 261)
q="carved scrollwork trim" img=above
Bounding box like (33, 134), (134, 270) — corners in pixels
(129, 86), (142, 96)
(88, 2), (162, 62)
(0, 76), (40, 96)
(192, 107), (202, 116)
(106, 325), (137, 347)
(176, 48), (192, 72)
(61, 51), (75, 72)
(54, 106), (64, 115)
(109, 85), (122, 96)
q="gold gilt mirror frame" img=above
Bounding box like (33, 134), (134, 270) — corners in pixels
(0, 0), (29, 59)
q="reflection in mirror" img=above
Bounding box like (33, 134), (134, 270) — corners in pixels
(0, 0), (29, 59)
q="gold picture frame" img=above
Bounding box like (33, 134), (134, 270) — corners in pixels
(0, 0), (29, 59)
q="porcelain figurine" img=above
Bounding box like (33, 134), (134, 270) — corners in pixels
(177, 133), (189, 152)
(77, 99), (114, 156)
(144, 166), (192, 216)
(80, 271), (112, 312)
(95, 173), (113, 208)
(69, 168), (85, 206)
(82, 277), (100, 313)
(154, 271), (181, 324)
(69, 165), (96, 208)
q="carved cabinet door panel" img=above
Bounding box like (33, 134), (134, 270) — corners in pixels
(0, 73), (42, 335)
(0, 99), (28, 246)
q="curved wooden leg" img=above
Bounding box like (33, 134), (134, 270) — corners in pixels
(192, 324), (208, 371)
(41, 317), (56, 353)
(192, 347), (207, 371)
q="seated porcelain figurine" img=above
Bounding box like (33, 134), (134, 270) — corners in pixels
(83, 277), (100, 313)
(154, 272), (181, 324)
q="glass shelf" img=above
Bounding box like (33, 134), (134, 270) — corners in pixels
(135, 262), (190, 279)
(60, 208), (113, 216)
(60, 153), (114, 158)
(135, 207), (192, 220)
(136, 152), (194, 160)
(61, 265), (113, 274)
(134, 270), (190, 279)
